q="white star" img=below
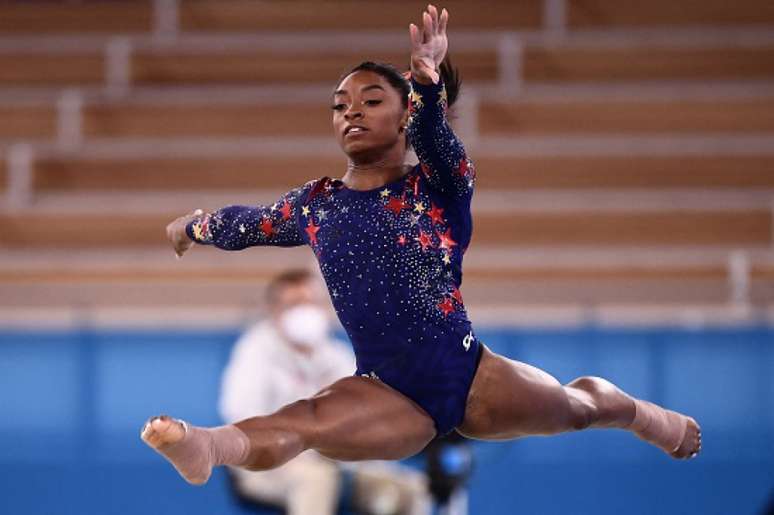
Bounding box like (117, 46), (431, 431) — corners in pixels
(239, 224), (246, 234)
(380, 188), (391, 198)
(318, 209), (328, 220)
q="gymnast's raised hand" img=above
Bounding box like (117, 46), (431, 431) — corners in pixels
(409, 4), (448, 84)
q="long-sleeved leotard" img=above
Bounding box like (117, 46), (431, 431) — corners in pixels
(188, 78), (479, 434)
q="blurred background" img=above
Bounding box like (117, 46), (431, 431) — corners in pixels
(0, 0), (773, 514)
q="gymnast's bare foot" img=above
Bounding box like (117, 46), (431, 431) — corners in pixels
(141, 415), (213, 485)
(671, 416), (702, 460)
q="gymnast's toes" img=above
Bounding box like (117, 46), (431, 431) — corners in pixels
(141, 415), (186, 449)
(671, 416), (701, 460)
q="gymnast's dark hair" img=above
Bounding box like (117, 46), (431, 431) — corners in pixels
(339, 56), (461, 109)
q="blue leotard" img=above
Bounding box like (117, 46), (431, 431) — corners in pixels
(188, 78), (480, 435)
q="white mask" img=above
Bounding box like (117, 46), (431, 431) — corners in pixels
(277, 304), (330, 347)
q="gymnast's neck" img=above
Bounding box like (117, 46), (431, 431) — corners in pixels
(342, 146), (408, 191)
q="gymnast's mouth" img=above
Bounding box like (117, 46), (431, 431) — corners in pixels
(344, 125), (369, 136)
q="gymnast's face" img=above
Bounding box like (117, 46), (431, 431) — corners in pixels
(332, 70), (408, 159)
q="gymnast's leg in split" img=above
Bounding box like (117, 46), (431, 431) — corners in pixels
(141, 376), (437, 485)
(142, 343), (699, 486)
(457, 345), (701, 459)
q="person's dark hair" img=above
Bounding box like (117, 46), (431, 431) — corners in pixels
(265, 269), (313, 304)
(338, 56), (461, 110)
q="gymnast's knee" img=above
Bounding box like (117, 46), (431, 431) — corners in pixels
(566, 376), (609, 395)
(565, 376), (608, 430)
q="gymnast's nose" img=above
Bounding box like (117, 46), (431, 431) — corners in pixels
(344, 106), (364, 121)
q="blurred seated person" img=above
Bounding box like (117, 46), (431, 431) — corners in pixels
(219, 268), (431, 515)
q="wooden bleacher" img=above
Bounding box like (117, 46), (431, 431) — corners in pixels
(567, 0), (774, 27)
(0, 105), (56, 139)
(6, 43), (774, 88)
(0, 0), (773, 319)
(0, 2), (152, 34)
(479, 97), (774, 134)
(28, 154), (774, 192)
(523, 45), (774, 82)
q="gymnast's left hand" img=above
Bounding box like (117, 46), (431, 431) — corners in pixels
(409, 4), (448, 85)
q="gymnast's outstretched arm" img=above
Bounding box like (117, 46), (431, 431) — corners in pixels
(165, 181), (315, 257)
(406, 6), (475, 200)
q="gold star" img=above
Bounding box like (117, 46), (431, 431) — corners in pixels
(414, 202), (426, 214)
(301, 205), (311, 217)
(410, 89), (423, 107)
(192, 223), (205, 241)
(380, 188), (391, 198)
(442, 253), (451, 265)
(438, 86), (448, 107)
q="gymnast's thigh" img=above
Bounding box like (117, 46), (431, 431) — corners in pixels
(304, 376), (437, 462)
(456, 344), (573, 440)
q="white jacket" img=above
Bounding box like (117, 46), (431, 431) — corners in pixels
(219, 320), (355, 423)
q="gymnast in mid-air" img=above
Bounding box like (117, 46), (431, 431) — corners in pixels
(142, 4), (701, 484)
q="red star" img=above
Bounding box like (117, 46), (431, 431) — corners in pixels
(438, 297), (455, 317)
(259, 218), (275, 237)
(456, 158), (473, 178)
(451, 287), (463, 305)
(397, 234), (407, 246)
(406, 174), (420, 196)
(436, 227), (457, 251)
(415, 230), (433, 251)
(385, 195), (408, 215)
(307, 177), (330, 202)
(278, 200), (292, 220)
(305, 220), (320, 245)
(427, 203), (445, 225)
(420, 162), (432, 178)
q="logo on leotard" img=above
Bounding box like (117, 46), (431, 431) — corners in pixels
(462, 331), (474, 352)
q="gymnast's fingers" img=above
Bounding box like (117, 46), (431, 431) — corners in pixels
(409, 23), (422, 51)
(439, 8), (449, 34)
(422, 11), (433, 43)
(428, 4), (439, 33)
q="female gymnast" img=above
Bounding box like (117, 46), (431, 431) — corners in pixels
(142, 5), (701, 485)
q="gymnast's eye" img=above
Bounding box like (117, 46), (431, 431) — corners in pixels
(364, 99), (382, 106)
(331, 103), (346, 111)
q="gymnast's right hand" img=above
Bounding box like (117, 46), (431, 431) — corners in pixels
(166, 208), (204, 258)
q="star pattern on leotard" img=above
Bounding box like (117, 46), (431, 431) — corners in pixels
(438, 297), (455, 317)
(436, 227), (457, 251)
(385, 195), (408, 215)
(186, 77), (475, 372)
(260, 218), (275, 237)
(278, 200), (293, 220)
(305, 219), (320, 245)
(427, 203), (444, 225)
